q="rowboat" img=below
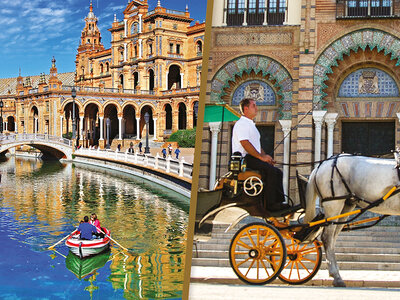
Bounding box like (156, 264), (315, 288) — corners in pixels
(65, 228), (111, 258)
(65, 248), (111, 279)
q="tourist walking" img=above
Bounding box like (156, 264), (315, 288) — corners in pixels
(162, 148), (167, 159)
(175, 147), (181, 159)
(138, 141), (143, 153)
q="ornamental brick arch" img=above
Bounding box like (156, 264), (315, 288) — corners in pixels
(122, 103), (139, 139)
(323, 53), (400, 112)
(60, 98), (83, 112)
(139, 104), (155, 138)
(83, 100), (104, 115)
(210, 54), (294, 120)
(314, 28), (400, 109)
(103, 103), (119, 147)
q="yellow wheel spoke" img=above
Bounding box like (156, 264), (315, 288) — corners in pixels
(245, 229), (257, 248)
(236, 239), (252, 250)
(236, 256), (252, 268)
(299, 260), (312, 274)
(259, 257), (270, 277)
(244, 258), (256, 277)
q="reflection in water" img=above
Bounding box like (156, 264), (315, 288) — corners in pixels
(0, 157), (188, 299)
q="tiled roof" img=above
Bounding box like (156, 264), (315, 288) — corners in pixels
(0, 72), (75, 96)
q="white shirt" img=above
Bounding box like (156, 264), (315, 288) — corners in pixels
(232, 116), (261, 156)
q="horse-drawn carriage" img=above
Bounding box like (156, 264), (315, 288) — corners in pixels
(196, 152), (400, 286)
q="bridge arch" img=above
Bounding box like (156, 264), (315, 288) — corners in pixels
(0, 135), (72, 160)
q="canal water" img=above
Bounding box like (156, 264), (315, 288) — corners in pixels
(0, 156), (189, 299)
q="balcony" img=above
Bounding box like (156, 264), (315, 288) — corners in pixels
(336, 0), (399, 19)
(225, 6), (286, 26)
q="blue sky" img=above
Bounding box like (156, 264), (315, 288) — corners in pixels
(0, 0), (207, 79)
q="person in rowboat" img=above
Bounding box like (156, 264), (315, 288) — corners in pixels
(90, 213), (104, 238)
(77, 216), (98, 240)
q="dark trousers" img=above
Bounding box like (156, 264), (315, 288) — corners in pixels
(245, 154), (285, 208)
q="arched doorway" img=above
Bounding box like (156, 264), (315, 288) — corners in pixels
(7, 116), (15, 132)
(63, 102), (80, 139)
(178, 102), (186, 130)
(84, 103), (100, 146)
(140, 105), (154, 139)
(30, 106), (39, 134)
(168, 65), (181, 90)
(165, 104), (172, 132)
(104, 104), (119, 148)
(123, 105), (137, 139)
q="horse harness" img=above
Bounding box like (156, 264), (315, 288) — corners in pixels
(314, 154), (400, 206)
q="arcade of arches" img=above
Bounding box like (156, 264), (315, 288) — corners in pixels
(59, 98), (199, 147)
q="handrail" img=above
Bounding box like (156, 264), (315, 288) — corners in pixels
(75, 147), (192, 180)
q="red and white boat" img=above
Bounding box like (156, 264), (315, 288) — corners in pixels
(65, 228), (111, 258)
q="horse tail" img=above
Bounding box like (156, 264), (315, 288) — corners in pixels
(304, 168), (319, 223)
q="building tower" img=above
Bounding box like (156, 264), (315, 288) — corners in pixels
(76, 1), (105, 82)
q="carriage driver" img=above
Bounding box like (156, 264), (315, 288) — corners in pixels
(232, 98), (290, 212)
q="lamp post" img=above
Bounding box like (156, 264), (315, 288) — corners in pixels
(144, 112), (150, 154)
(0, 100), (3, 134)
(194, 101), (199, 127)
(71, 86), (76, 140)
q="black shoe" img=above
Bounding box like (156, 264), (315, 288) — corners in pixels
(269, 203), (291, 212)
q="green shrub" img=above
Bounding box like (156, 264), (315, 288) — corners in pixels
(168, 128), (196, 148)
(63, 132), (72, 140)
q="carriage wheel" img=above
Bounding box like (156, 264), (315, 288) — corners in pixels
(229, 222), (286, 285)
(272, 237), (322, 285)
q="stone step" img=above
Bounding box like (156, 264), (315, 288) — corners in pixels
(192, 258), (400, 271)
(207, 231), (400, 241)
(193, 238), (400, 250)
(193, 249), (400, 263)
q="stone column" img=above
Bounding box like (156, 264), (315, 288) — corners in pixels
(118, 116), (122, 140)
(136, 117), (140, 140)
(279, 119), (292, 201)
(242, 0), (248, 26)
(263, 0), (268, 25)
(209, 122), (222, 190)
(325, 113), (338, 158)
(222, 0), (228, 26)
(153, 118), (157, 141)
(124, 43), (127, 62)
(60, 115), (63, 138)
(79, 115), (84, 141)
(180, 73), (184, 89)
(99, 116), (104, 141)
(139, 39), (142, 59)
(313, 110), (327, 167)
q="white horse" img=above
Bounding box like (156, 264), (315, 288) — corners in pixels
(304, 153), (400, 287)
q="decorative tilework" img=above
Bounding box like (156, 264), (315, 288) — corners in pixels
(314, 29), (400, 109)
(338, 68), (399, 97)
(210, 54), (293, 119)
(232, 80), (276, 106)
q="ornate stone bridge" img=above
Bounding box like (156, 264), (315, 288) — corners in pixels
(0, 134), (73, 160)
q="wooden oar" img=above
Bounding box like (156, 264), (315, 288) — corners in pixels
(48, 230), (76, 250)
(99, 228), (128, 252)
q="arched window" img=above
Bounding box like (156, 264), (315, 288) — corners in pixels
(106, 62), (109, 73)
(131, 22), (138, 35)
(119, 74), (124, 89)
(168, 65), (181, 90)
(133, 72), (139, 89)
(196, 40), (202, 54)
(100, 63), (104, 74)
(148, 69), (155, 91)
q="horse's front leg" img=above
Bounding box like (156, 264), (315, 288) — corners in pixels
(321, 224), (346, 287)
